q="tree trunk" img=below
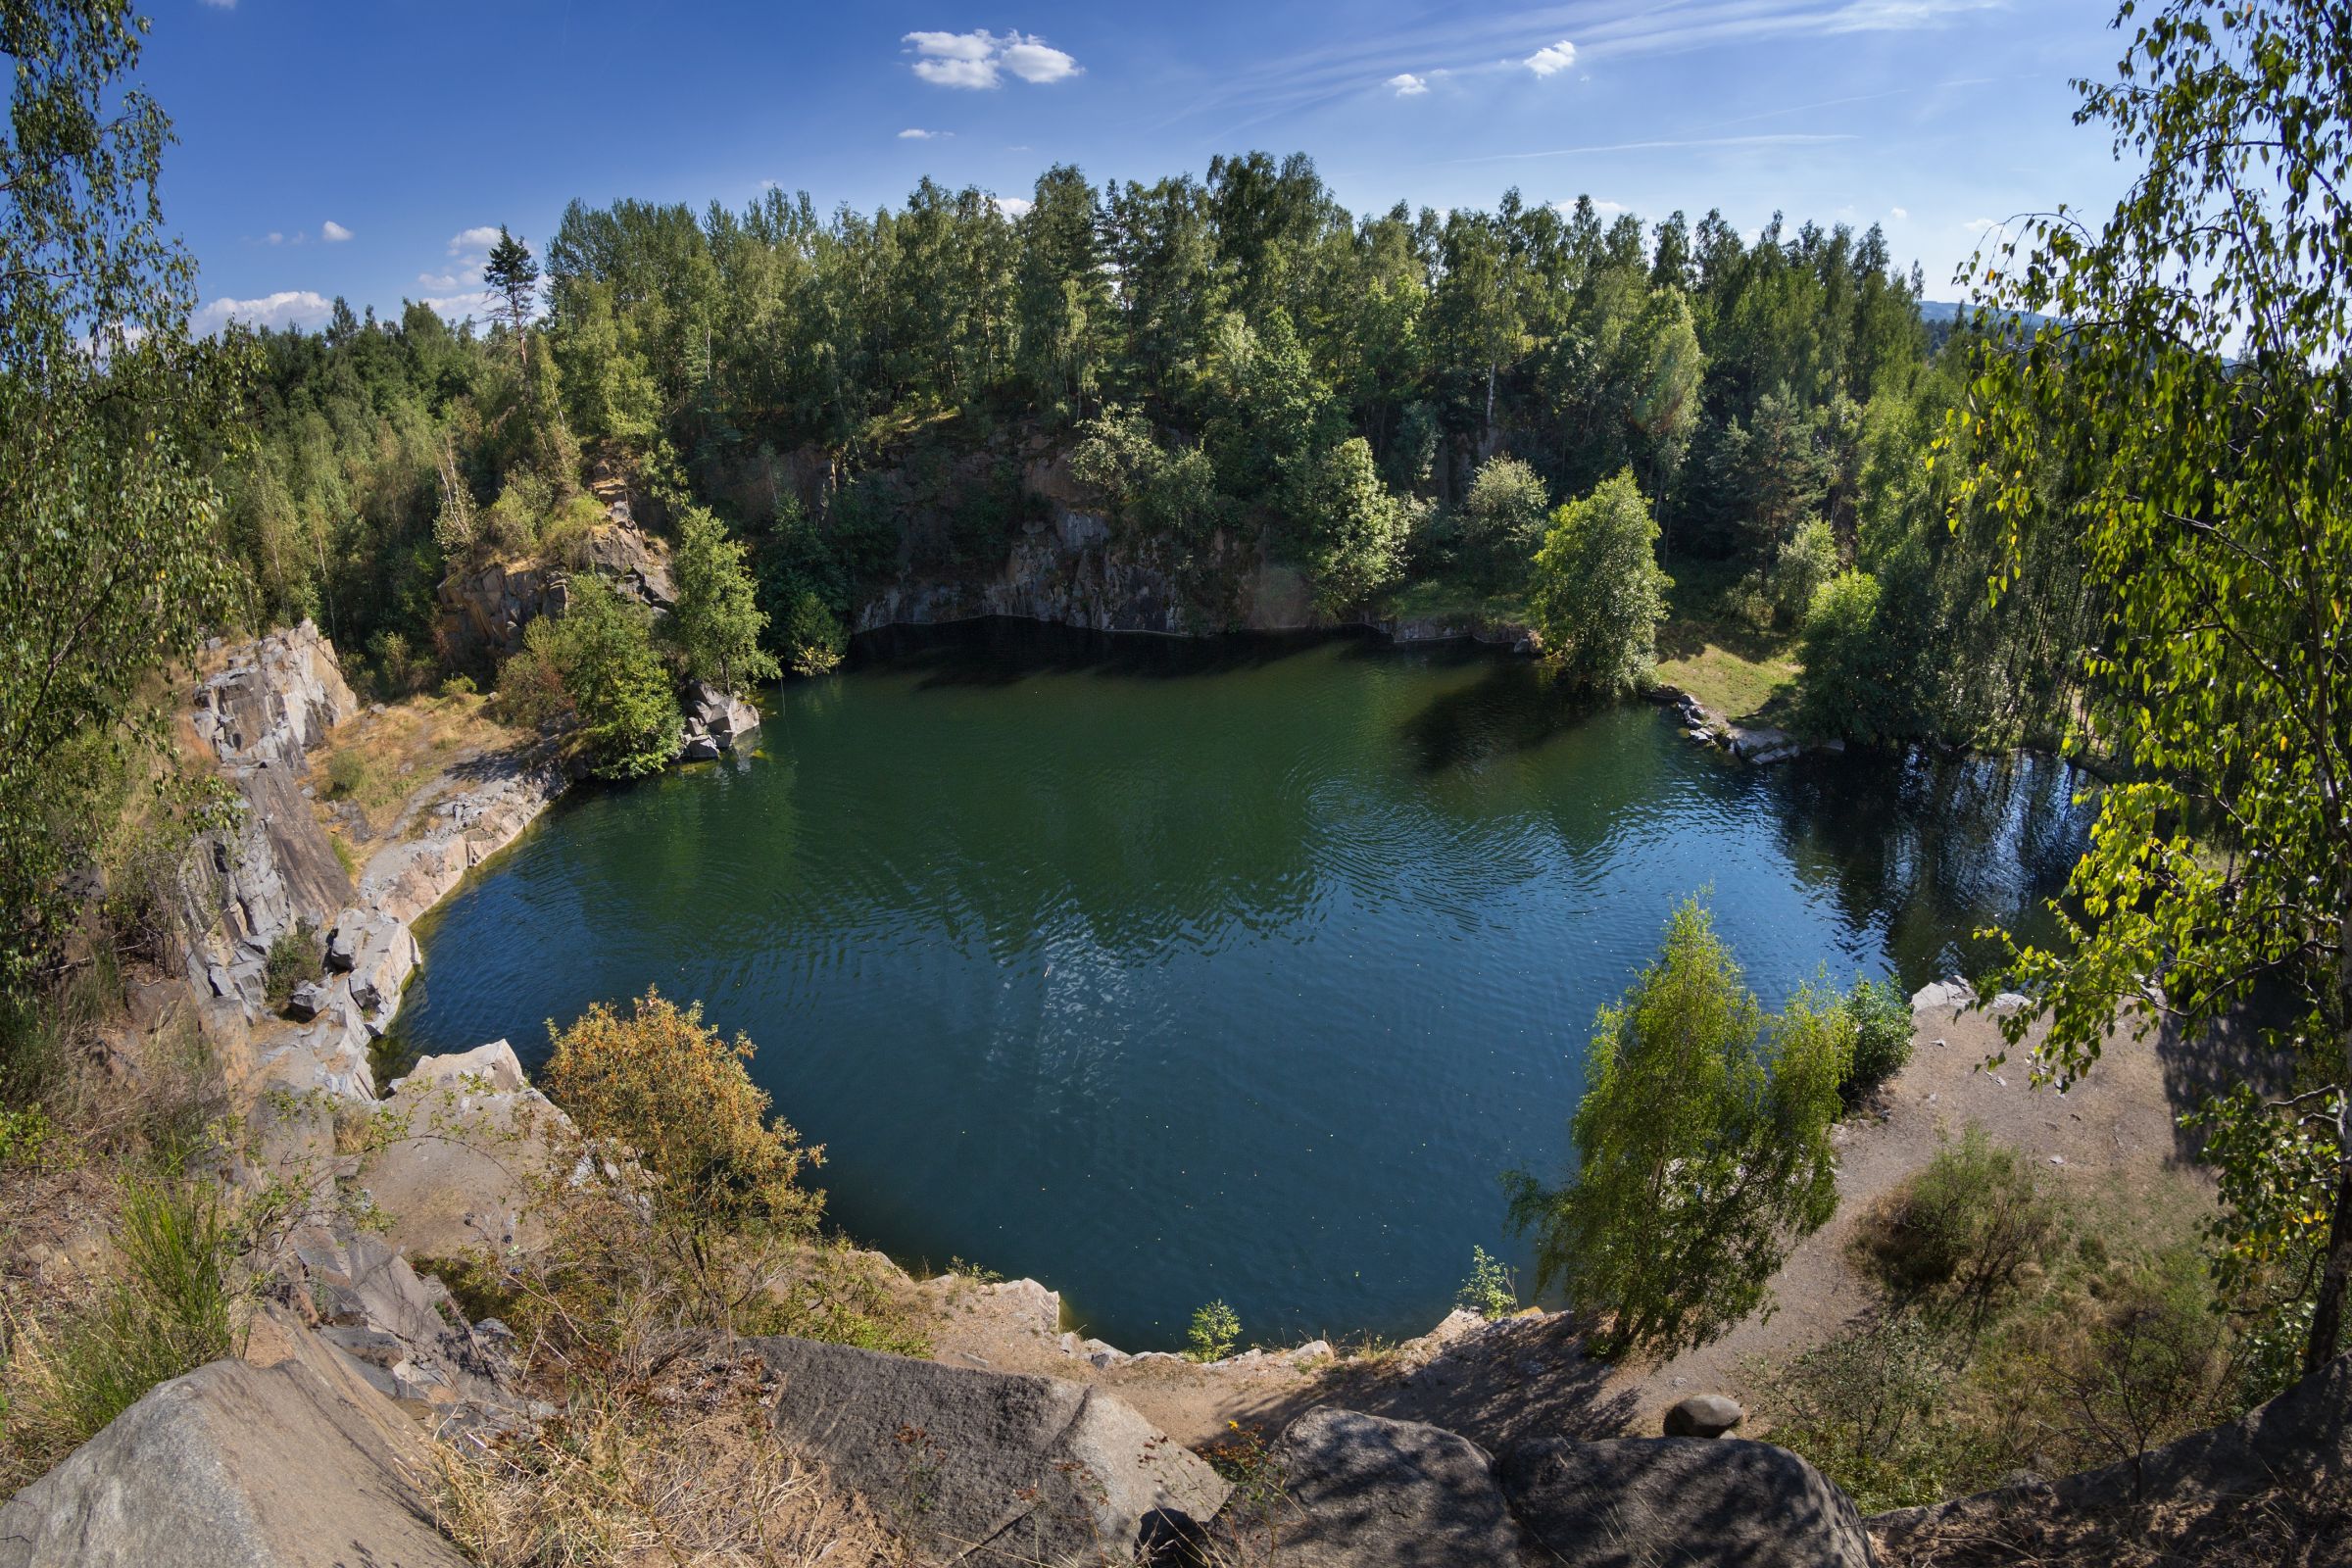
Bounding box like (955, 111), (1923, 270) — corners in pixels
(2304, 914), (2352, 1375)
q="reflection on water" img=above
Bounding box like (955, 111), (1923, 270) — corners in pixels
(394, 620), (2095, 1349)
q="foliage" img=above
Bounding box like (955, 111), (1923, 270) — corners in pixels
(543, 988), (822, 1241)
(1507, 899), (1849, 1359)
(1457, 455), (1551, 586)
(2000, 1247), (2235, 1500)
(1853, 1125), (2064, 1337)
(1794, 570), (1903, 744)
(1185, 1298), (1241, 1362)
(1748, 1313), (2017, 1514)
(262, 921), (322, 1011)
(0, 0), (246, 987)
(665, 507), (780, 695)
(780, 591), (846, 677)
(1456, 1246), (1520, 1319)
(1765, 517), (1839, 627)
(1959, 0), (2352, 1373)
(1527, 469), (1674, 695)
(545, 576), (677, 778)
(1, 1169), (243, 1489)
(1068, 409), (1226, 547)
(1839, 976), (1914, 1103)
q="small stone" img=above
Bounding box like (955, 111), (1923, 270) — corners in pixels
(2049, 1154), (2067, 1166)
(1663, 1394), (1744, 1439)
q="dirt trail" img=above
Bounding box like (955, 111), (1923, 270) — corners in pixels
(920, 993), (2222, 1451)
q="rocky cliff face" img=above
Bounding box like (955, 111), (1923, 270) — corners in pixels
(433, 520), (676, 671)
(176, 621), (355, 1017)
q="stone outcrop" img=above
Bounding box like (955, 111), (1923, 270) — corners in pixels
(1496, 1437), (1878, 1568)
(176, 621), (356, 1016)
(0, 1320), (470, 1568)
(1230, 1405), (1529, 1567)
(750, 1335), (1229, 1566)
(433, 520), (675, 670)
(358, 1039), (571, 1256)
(274, 1223), (524, 1416)
(680, 679), (761, 760)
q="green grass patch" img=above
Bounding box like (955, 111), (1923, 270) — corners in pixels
(1654, 554), (1802, 722)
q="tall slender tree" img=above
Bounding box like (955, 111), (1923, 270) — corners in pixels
(484, 224), (541, 371)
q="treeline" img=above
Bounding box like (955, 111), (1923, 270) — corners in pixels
(220, 153), (2095, 747)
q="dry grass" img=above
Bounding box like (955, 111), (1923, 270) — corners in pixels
(307, 690), (524, 841)
(1878, 1486), (2352, 1567)
(427, 1350), (908, 1567)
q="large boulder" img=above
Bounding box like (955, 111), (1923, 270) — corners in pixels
(357, 1052), (569, 1256)
(1496, 1437), (1876, 1568)
(1663, 1394), (1745, 1439)
(750, 1335), (1228, 1566)
(0, 1331), (468, 1568)
(1223, 1405), (1526, 1567)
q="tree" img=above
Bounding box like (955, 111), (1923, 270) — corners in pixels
(1293, 436), (1406, 612)
(1, 0), (244, 986)
(1796, 571), (1904, 745)
(551, 575), (677, 778)
(1508, 899), (1849, 1359)
(483, 224), (540, 370)
(1959, 0), (2352, 1377)
(1458, 455), (1550, 585)
(666, 507), (779, 694)
(1527, 470), (1673, 694)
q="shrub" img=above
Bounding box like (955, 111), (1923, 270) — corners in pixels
(1767, 517), (1840, 627)
(1186, 1298), (1241, 1362)
(544, 576), (678, 778)
(1458, 455), (1551, 586)
(1839, 976), (1913, 1103)
(0, 1103), (52, 1167)
(783, 590), (847, 677)
(437, 672), (477, 699)
(1796, 570), (1903, 744)
(1507, 899), (1850, 1360)
(262, 920), (321, 1010)
(1855, 1125), (2063, 1335)
(323, 749), (369, 799)
(494, 616), (573, 730)
(1, 1171), (242, 1489)
(544, 988), (821, 1240)
(1457, 1246), (1519, 1318)
(1528, 469), (1674, 696)
(1999, 1248), (2235, 1499)
(1750, 1314), (2022, 1514)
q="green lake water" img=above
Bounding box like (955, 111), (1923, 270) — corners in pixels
(393, 621), (2094, 1349)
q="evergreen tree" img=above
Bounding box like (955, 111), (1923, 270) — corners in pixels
(484, 224), (541, 369)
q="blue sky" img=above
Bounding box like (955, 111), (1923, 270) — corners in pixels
(146, 0), (2131, 333)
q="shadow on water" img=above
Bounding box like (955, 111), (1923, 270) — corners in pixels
(852, 616), (1352, 689)
(1395, 659), (1610, 775)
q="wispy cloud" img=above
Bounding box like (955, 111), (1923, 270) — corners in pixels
(1450, 131), (1858, 165)
(1152, 0), (2007, 137)
(320, 220), (353, 242)
(1891, 205), (1909, 219)
(898, 127), (949, 139)
(1524, 40), (1577, 76)
(448, 225), (502, 255)
(903, 29), (1079, 89)
(1386, 73), (1430, 97)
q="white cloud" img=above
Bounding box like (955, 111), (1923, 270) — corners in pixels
(1524, 39), (1577, 76)
(903, 29), (1079, 89)
(1891, 206), (1909, 220)
(1964, 217), (2001, 232)
(198, 0), (234, 8)
(1001, 37), (1079, 83)
(194, 290), (333, 333)
(266, 230), (284, 245)
(422, 290), (500, 322)
(899, 127), (947, 139)
(994, 195), (1034, 219)
(320, 220), (353, 242)
(1387, 73), (1428, 97)
(448, 225), (502, 256)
